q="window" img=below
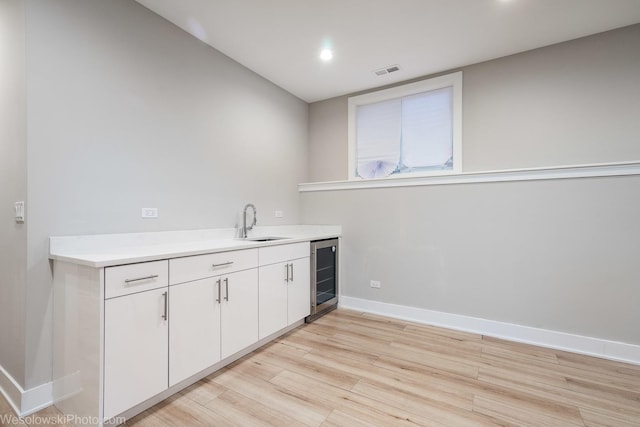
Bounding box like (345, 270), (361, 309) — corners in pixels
(348, 71), (462, 179)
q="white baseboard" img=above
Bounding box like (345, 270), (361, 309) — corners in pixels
(339, 296), (640, 365)
(0, 364), (21, 416)
(0, 364), (52, 416)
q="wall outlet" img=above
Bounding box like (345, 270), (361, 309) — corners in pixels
(15, 201), (25, 223)
(274, 210), (283, 218)
(370, 280), (381, 289)
(141, 208), (158, 219)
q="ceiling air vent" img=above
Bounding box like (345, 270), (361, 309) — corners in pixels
(374, 64), (401, 76)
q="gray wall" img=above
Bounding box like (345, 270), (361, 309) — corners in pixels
(0, 0), (28, 388)
(20, 0), (308, 389)
(308, 97), (347, 182)
(302, 25), (640, 345)
(463, 24), (640, 171)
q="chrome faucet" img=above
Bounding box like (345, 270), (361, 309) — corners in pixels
(241, 203), (257, 238)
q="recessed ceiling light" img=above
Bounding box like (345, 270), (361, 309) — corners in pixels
(320, 49), (333, 61)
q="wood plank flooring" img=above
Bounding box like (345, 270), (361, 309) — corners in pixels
(2, 309), (639, 426)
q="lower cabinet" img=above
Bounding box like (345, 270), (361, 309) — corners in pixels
(169, 267), (258, 386)
(169, 277), (221, 387)
(258, 262), (288, 338)
(258, 243), (310, 339)
(220, 268), (259, 359)
(54, 241), (318, 425)
(104, 287), (169, 420)
(287, 257), (311, 325)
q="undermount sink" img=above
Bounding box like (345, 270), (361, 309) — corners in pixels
(241, 236), (289, 242)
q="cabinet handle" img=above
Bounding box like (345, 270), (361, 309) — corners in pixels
(212, 261), (234, 268)
(161, 291), (168, 321)
(284, 264), (289, 283)
(124, 274), (158, 284)
(224, 277), (229, 301)
(216, 279), (221, 303)
(290, 263), (294, 281)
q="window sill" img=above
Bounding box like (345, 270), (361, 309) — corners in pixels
(298, 161), (640, 192)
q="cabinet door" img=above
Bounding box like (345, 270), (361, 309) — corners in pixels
(288, 257), (311, 324)
(104, 287), (168, 419)
(169, 277), (221, 387)
(220, 268), (258, 359)
(258, 262), (288, 339)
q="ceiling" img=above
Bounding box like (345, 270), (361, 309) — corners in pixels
(135, 0), (640, 103)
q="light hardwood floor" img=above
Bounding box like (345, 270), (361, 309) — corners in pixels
(2, 309), (639, 426)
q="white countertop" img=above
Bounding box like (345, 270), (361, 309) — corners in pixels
(49, 225), (341, 267)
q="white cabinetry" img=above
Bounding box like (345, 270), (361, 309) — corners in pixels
(52, 236), (332, 426)
(258, 242), (310, 339)
(168, 249), (258, 386)
(103, 262), (169, 420)
(287, 257), (311, 324)
(169, 277), (220, 387)
(220, 268), (259, 358)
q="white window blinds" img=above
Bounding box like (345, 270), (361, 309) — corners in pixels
(355, 86), (454, 178)
(356, 99), (401, 179)
(401, 87), (453, 169)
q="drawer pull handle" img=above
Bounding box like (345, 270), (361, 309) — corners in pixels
(212, 261), (234, 268)
(124, 274), (159, 284)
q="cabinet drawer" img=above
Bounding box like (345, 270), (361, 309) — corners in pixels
(259, 242), (310, 266)
(105, 260), (169, 299)
(170, 248), (258, 285)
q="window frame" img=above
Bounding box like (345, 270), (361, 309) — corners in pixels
(347, 71), (463, 180)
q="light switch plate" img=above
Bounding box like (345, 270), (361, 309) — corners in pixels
(15, 201), (25, 223)
(275, 210), (283, 218)
(370, 280), (381, 289)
